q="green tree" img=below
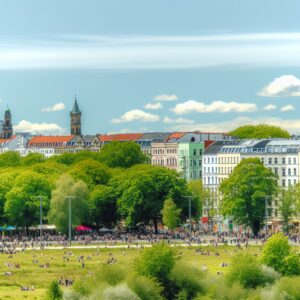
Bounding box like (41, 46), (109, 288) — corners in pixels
(261, 232), (292, 274)
(0, 151), (21, 168)
(161, 199), (181, 230)
(4, 171), (51, 232)
(47, 281), (63, 300)
(48, 174), (89, 234)
(279, 187), (296, 234)
(135, 242), (175, 284)
(226, 253), (275, 289)
(69, 159), (111, 188)
(89, 185), (118, 227)
(220, 158), (277, 235)
(111, 165), (191, 232)
(99, 141), (148, 168)
(230, 124), (290, 139)
(22, 152), (45, 166)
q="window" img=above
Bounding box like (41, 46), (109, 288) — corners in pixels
(274, 168), (278, 175)
(282, 168), (286, 176)
(274, 157), (278, 164)
(282, 179), (286, 187)
(288, 158), (291, 164)
(269, 158), (272, 164)
(288, 168), (291, 176)
(193, 149), (196, 156)
(294, 158), (297, 164)
(288, 179), (291, 186)
(261, 157), (264, 164)
(282, 157), (286, 164)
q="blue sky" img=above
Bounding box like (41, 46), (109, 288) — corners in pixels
(0, 0), (300, 135)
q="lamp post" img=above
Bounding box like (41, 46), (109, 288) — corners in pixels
(37, 196), (45, 250)
(65, 196), (76, 246)
(183, 196), (192, 233)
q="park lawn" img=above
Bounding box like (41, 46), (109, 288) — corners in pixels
(0, 245), (261, 300)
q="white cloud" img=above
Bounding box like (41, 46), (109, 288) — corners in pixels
(167, 116), (300, 134)
(172, 100), (257, 115)
(14, 120), (65, 135)
(1, 32), (300, 70)
(42, 102), (65, 112)
(163, 116), (195, 124)
(153, 94), (178, 101)
(281, 104), (295, 112)
(259, 75), (300, 97)
(111, 109), (160, 124)
(263, 104), (277, 111)
(144, 102), (163, 110)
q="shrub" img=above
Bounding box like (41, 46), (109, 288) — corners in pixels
(261, 233), (291, 274)
(170, 261), (206, 298)
(227, 253), (272, 289)
(283, 253), (300, 276)
(47, 281), (62, 300)
(96, 264), (127, 286)
(135, 242), (175, 284)
(277, 277), (300, 299)
(102, 284), (141, 300)
(127, 275), (163, 300)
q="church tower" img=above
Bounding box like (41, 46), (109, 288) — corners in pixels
(70, 96), (82, 135)
(2, 107), (13, 139)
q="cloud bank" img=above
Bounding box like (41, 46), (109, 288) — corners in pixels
(14, 120), (65, 135)
(112, 109), (160, 123)
(42, 102), (66, 112)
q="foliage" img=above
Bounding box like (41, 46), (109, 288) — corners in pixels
(230, 124), (290, 139)
(22, 152), (45, 166)
(261, 233), (295, 274)
(220, 158), (277, 235)
(95, 264), (127, 286)
(187, 179), (206, 218)
(89, 185), (118, 227)
(47, 280), (63, 300)
(283, 253), (300, 276)
(99, 141), (148, 168)
(279, 187), (297, 234)
(135, 242), (175, 284)
(102, 284), (141, 300)
(48, 174), (89, 234)
(127, 275), (164, 300)
(69, 159), (111, 188)
(4, 170), (51, 230)
(277, 276), (300, 300)
(161, 199), (181, 230)
(112, 164), (191, 232)
(170, 261), (206, 298)
(0, 151), (21, 168)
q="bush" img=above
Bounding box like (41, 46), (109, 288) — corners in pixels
(135, 242), (175, 284)
(96, 264), (127, 286)
(47, 281), (62, 300)
(170, 261), (206, 298)
(227, 253), (272, 289)
(277, 277), (300, 299)
(102, 284), (141, 300)
(127, 275), (163, 300)
(283, 253), (300, 276)
(261, 233), (291, 274)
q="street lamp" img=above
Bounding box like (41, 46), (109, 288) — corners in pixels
(36, 196), (45, 250)
(64, 196), (76, 245)
(183, 195), (192, 233)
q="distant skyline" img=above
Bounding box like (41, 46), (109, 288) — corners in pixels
(0, 0), (300, 135)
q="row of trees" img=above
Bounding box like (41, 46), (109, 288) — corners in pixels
(0, 142), (201, 233)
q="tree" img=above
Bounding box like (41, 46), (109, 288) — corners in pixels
(135, 242), (175, 284)
(99, 141), (148, 168)
(0, 151), (21, 168)
(89, 185), (118, 227)
(4, 171), (51, 232)
(111, 165), (191, 233)
(226, 253), (275, 289)
(220, 158), (277, 235)
(22, 153), (45, 166)
(48, 174), (89, 234)
(69, 159), (111, 188)
(47, 281), (63, 300)
(161, 199), (181, 230)
(279, 187), (296, 234)
(230, 124), (290, 139)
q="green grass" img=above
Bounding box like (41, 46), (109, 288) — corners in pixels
(0, 245), (263, 299)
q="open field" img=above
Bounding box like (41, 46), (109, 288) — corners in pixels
(0, 244), (266, 300)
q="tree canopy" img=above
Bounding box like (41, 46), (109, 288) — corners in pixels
(230, 124), (290, 139)
(220, 158), (277, 235)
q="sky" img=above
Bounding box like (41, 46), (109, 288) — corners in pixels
(0, 0), (300, 135)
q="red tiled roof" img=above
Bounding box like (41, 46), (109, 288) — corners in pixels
(164, 132), (186, 142)
(98, 133), (143, 142)
(0, 135), (16, 145)
(28, 135), (73, 146)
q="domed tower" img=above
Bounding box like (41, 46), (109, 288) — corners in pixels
(70, 96), (82, 135)
(2, 107), (13, 139)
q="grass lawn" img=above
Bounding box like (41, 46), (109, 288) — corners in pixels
(0, 245), (263, 299)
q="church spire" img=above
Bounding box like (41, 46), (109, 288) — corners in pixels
(70, 95), (82, 135)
